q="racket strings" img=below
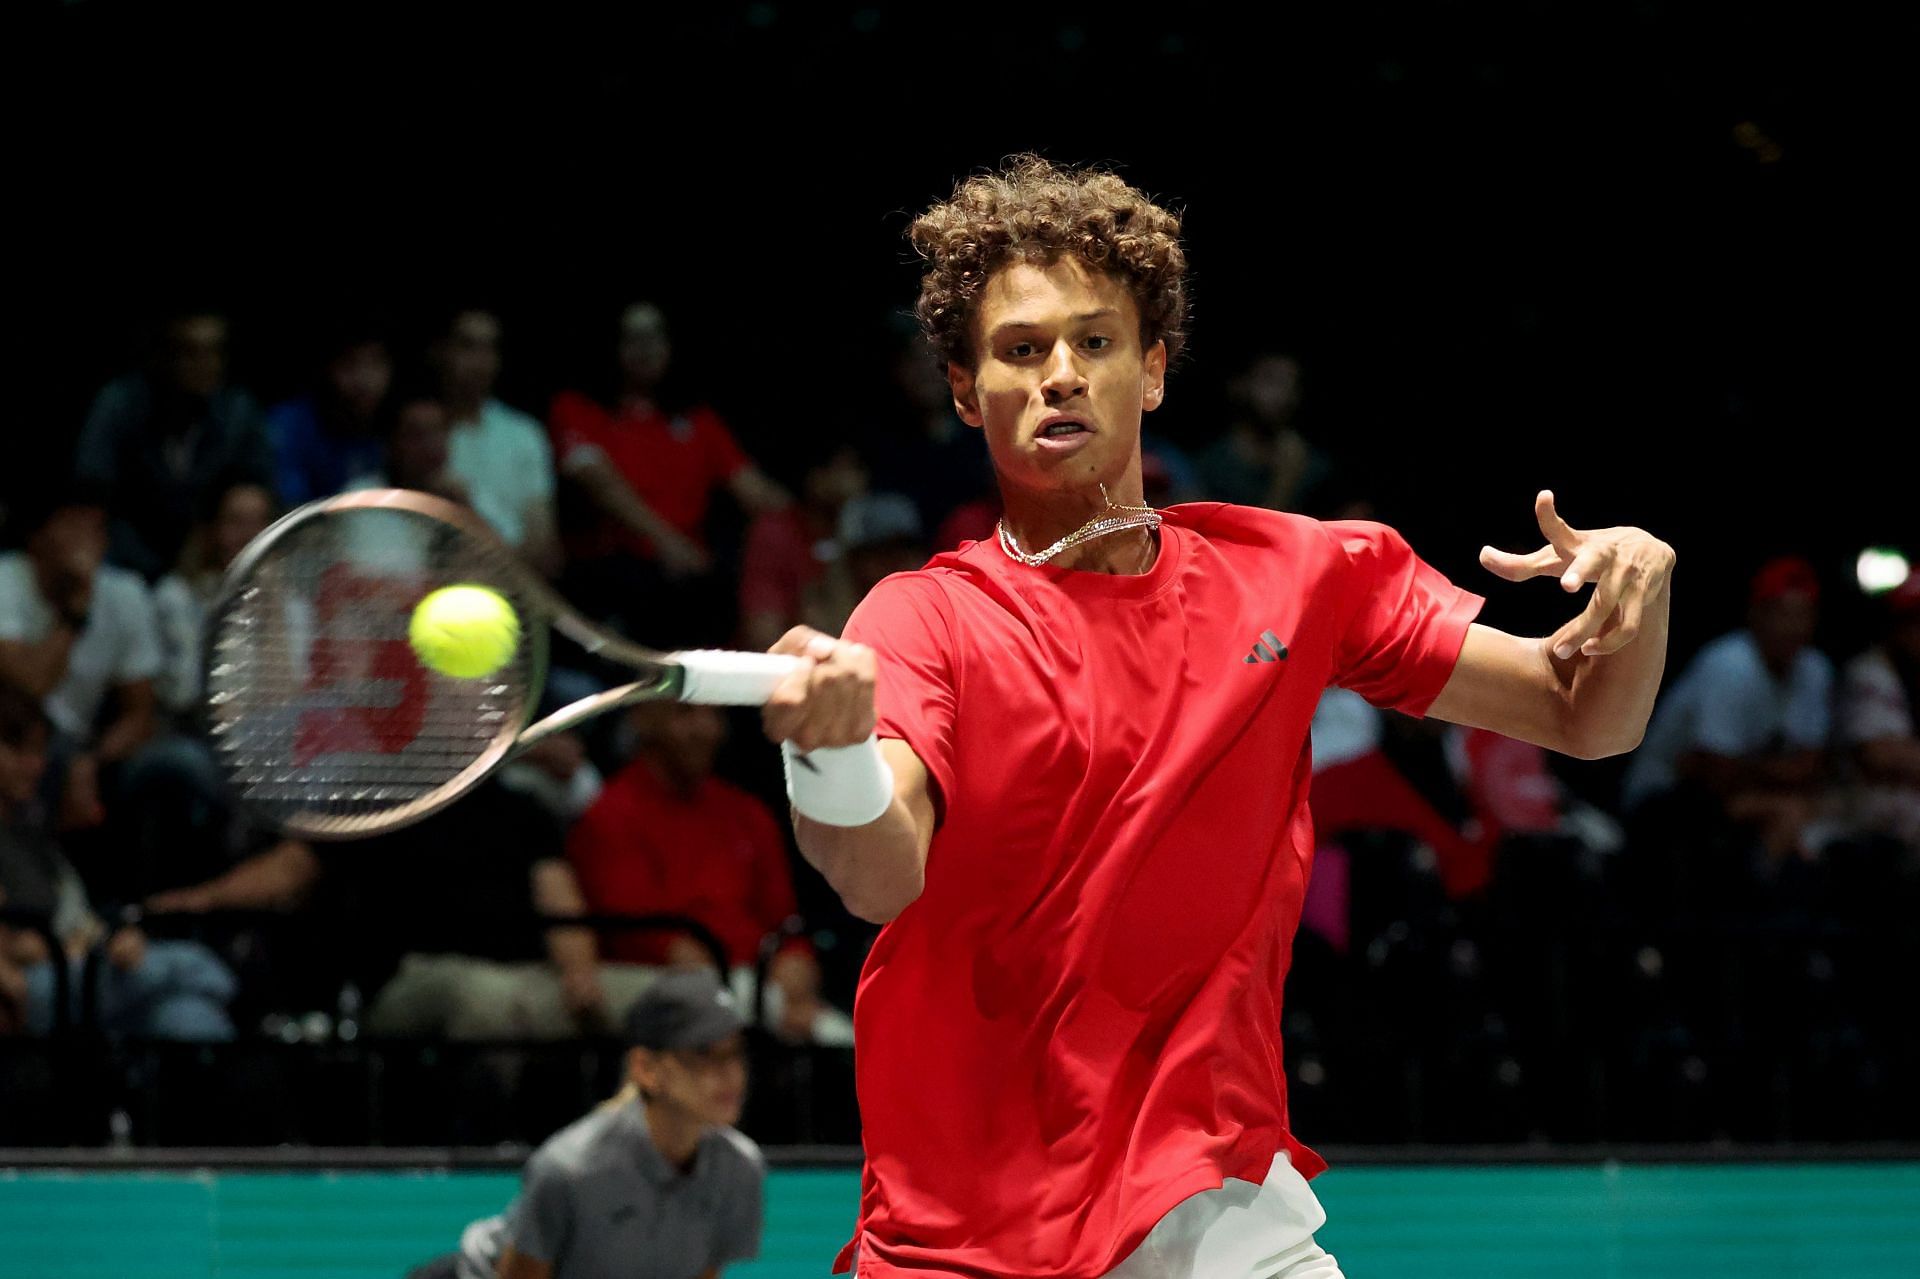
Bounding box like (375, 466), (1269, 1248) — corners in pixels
(207, 506), (538, 836)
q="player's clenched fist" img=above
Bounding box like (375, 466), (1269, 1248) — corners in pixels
(762, 626), (878, 753)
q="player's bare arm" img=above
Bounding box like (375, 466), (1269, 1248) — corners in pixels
(763, 626), (936, 923)
(1428, 489), (1676, 760)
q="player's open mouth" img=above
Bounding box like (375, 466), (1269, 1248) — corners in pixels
(1035, 415), (1094, 452)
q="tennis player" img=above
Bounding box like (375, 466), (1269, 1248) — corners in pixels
(763, 156), (1676, 1279)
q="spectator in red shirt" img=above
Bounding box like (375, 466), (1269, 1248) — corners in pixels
(549, 303), (789, 644)
(568, 700), (845, 1045)
(738, 444), (868, 653)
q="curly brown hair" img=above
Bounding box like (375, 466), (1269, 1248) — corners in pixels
(908, 155), (1189, 371)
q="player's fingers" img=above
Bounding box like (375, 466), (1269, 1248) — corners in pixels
(1550, 571), (1622, 660)
(1582, 563), (1646, 656)
(1558, 545), (1609, 593)
(769, 625), (832, 658)
(761, 656), (817, 744)
(1479, 543), (1563, 582)
(1535, 489), (1583, 557)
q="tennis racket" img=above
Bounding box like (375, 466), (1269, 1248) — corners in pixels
(204, 488), (801, 840)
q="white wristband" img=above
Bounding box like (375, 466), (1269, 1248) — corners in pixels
(783, 735), (894, 827)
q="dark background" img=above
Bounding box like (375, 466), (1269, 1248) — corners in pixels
(44, 0), (1911, 665)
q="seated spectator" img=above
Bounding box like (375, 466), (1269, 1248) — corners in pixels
(410, 970), (763, 1279)
(1837, 571), (1920, 854)
(738, 444), (869, 652)
(266, 322), (393, 506)
(550, 302), (788, 643)
(1196, 353), (1361, 519)
(0, 488), (160, 835)
(862, 324), (997, 541)
(569, 702), (848, 1045)
(1622, 556), (1836, 862)
(0, 681), (235, 1040)
(75, 309), (274, 579)
(1443, 726), (1625, 857)
(346, 391), (468, 502)
(153, 479), (277, 721)
(838, 492), (930, 603)
(431, 308), (562, 575)
(146, 781), (648, 1040)
(1308, 687), (1492, 900)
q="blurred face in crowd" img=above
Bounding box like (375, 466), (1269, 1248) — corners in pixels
(328, 341), (393, 421)
(1751, 591), (1819, 671)
(804, 447), (867, 514)
(631, 701), (724, 792)
(0, 719), (49, 809)
(28, 504), (108, 585)
(948, 256), (1166, 501)
(167, 314), (228, 398)
(212, 483), (274, 570)
(894, 334), (953, 415)
(849, 540), (925, 596)
(631, 1034), (748, 1129)
(1236, 354), (1302, 429)
(619, 303), (671, 391)
(438, 310), (502, 403)
(388, 399), (452, 488)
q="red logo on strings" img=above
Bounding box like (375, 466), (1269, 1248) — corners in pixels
(293, 565), (430, 765)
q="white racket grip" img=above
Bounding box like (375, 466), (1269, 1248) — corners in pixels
(674, 650), (806, 705)
(783, 735), (895, 827)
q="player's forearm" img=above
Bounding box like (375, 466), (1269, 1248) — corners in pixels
(1563, 578), (1671, 758)
(794, 803), (926, 925)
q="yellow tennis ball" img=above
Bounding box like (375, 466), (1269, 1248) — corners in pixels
(409, 585), (521, 679)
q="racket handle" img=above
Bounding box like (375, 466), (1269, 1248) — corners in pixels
(674, 650), (806, 705)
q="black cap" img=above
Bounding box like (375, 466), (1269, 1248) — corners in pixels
(625, 969), (748, 1051)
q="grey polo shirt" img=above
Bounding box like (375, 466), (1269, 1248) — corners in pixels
(458, 1098), (764, 1279)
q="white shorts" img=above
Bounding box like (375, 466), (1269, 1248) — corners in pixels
(849, 1151), (1345, 1279)
(1103, 1151), (1345, 1279)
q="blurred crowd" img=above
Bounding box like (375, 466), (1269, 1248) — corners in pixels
(2, 303), (1915, 1146)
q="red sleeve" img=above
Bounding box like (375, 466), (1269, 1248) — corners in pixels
(841, 573), (959, 823)
(697, 408), (751, 484)
(739, 512), (802, 620)
(1325, 520), (1484, 718)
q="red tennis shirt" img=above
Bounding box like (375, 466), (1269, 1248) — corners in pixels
(834, 503), (1484, 1277)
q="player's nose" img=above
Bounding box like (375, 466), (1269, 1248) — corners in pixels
(1040, 342), (1088, 400)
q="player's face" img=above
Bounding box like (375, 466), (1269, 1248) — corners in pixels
(949, 257), (1166, 498)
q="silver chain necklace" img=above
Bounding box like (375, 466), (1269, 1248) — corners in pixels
(996, 484), (1164, 567)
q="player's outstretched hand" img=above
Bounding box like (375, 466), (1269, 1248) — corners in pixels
(762, 626), (879, 752)
(1479, 490), (1676, 660)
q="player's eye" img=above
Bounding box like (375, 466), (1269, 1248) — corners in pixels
(1082, 335), (1112, 351)
(1007, 341), (1037, 359)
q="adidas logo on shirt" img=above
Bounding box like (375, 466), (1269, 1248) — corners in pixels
(1244, 630), (1289, 664)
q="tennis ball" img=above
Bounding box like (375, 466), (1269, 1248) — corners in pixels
(409, 585), (520, 679)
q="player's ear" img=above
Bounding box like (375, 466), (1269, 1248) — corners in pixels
(1141, 339), (1167, 413)
(949, 361), (984, 429)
